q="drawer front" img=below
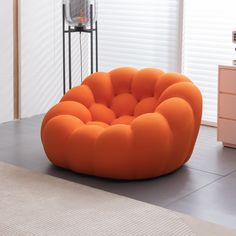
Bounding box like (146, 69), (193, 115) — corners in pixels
(218, 118), (236, 145)
(219, 69), (236, 94)
(219, 94), (236, 120)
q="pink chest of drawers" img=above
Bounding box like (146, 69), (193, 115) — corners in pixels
(218, 65), (236, 148)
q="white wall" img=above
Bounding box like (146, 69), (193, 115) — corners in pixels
(20, 0), (89, 118)
(0, 0), (13, 123)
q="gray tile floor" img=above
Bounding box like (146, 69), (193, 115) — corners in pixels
(0, 115), (236, 229)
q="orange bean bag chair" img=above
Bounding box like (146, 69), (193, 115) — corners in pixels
(41, 67), (202, 180)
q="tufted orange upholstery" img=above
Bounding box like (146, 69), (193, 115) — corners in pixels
(41, 67), (202, 180)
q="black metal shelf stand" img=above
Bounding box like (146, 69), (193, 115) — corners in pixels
(62, 3), (98, 94)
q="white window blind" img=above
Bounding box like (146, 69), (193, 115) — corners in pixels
(20, 0), (89, 118)
(20, 0), (62, 118)
(183, 0), (236, 123)
(98, 0), (180, 72)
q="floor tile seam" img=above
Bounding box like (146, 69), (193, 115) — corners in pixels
(164, 175), (224, 208)
(186, 165), (224, 177)
(187, 165), (236, 178)
(221, 169), (236, 178)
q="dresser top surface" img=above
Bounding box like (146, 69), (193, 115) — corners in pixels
(219, 64), (236, 70)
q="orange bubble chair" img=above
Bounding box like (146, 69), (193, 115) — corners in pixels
(41, 67), (202, 180)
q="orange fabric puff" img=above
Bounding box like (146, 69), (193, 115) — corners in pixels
(89, 103), (116, 125)
(60, 85), (94, 108)
(110, 67), (138, 95)
(111, 93), (137, 117)
(41, 67), (202, 180)
(111, 115), (135, 125)
(134, 97), (158, 117)
(83, 72), (114, 106)
(132, 68), (165, 101)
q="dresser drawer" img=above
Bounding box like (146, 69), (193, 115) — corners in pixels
(219, 93), (236, 120)
(219, 69), (236, 94)
(218, 118), (236, 145)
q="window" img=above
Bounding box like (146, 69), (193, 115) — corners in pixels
(99, 0), (236, 124)
(16, 0), (236, 122)
(98, 0), (180, 72)
(182, 0), (236, 123)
